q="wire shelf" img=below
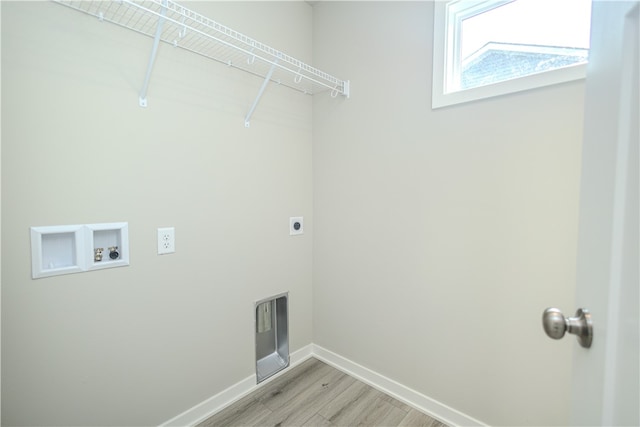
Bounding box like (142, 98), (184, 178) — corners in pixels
(52, 0), (349, 99)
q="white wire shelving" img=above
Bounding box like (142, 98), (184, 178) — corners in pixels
(52, 0), (350, 126)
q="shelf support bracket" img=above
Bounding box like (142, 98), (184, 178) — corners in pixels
(138, 0), (168, 107)
(244, 61), (278, 128)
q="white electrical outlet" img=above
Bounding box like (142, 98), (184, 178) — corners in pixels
(157, 227), (175, 254)
(290, 217), (303, 235)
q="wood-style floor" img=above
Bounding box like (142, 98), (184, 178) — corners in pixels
(197, 358), (448, 427)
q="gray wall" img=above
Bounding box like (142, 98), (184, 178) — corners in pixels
(312, 2), (583, 426)
(1, 2), (313, 425)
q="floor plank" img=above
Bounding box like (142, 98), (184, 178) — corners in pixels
(197, 395), (272, 427)
(197, 358), (448, 427)
(398, 409), (447, 427)
(317, 380), (384, 425)
(256, 359), (336, 412)
(261, 366), (356, 426)
(301, 414), (331, 426)
(354, 397), (408, 426)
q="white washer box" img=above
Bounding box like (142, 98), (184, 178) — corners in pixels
(30, 222), (129, 279)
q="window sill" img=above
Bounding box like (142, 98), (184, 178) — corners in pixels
(432, 62), (587, 109)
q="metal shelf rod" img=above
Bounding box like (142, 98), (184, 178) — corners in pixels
(245, 61), (278, 128)
(138, 0), (167, 107)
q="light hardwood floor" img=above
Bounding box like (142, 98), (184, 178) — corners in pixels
(197, 358), (447, 427)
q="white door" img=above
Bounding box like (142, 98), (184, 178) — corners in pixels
(569, 1), (639, 425)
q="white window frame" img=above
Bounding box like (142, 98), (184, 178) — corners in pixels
(432, 0), (588, 109)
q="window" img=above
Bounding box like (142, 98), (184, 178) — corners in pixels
(432, 0), (592, 108)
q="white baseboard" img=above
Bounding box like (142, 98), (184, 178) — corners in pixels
(160, 344), (314, 427)
(160, 343), (485, 427)
(311, 344), (487, 427)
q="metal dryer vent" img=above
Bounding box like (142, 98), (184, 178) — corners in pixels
(255, 293), (289, 383)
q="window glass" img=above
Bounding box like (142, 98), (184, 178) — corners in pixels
(455, 0), (591, 92)
(432, 0), (592, 108)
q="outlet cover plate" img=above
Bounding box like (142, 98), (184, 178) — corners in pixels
(157, 227), (175, 254)
(289, 217), (303, 236)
